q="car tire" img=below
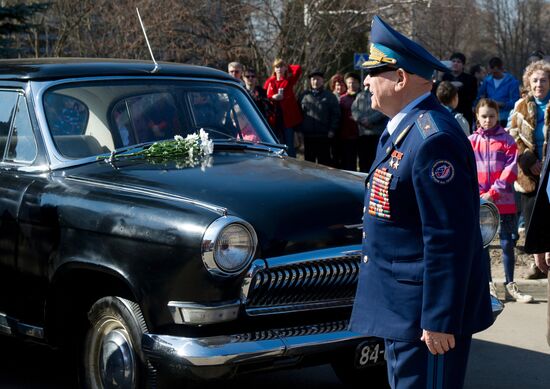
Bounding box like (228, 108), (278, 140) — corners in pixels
(331, 360), (389, 389)
(83, 296), (156, 389)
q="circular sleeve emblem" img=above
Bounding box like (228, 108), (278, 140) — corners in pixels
(431, 160), (454, 184)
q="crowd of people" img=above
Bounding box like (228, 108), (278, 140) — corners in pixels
(225, 59), (388, 171)
(225, 51), (550, 297)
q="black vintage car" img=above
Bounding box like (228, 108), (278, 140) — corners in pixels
(0, 59), (501, 388)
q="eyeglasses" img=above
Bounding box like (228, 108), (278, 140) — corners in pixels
(366, 65), (396, 77)
(244, 74), (256, 78)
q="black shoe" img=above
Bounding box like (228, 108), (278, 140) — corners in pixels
(525, 263), (547, 280)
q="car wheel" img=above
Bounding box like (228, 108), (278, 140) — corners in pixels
(331, 360), (389, 389)
(83, 296), (156, 389)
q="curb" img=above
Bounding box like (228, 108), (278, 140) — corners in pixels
(492, 278), (548, 302)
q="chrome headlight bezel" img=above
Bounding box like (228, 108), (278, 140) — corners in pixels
(201, 216), (258, 277)
(479, 199), (500, 248)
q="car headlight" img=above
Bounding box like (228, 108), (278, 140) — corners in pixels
(201, 216), (257, 276)
(479, 200), (500, 248)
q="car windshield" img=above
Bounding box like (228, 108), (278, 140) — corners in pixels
(42, 79), (277, 159)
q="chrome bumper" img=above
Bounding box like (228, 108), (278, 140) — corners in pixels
(141, 323), (368, 380)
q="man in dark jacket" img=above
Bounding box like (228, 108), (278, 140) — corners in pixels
(442, 52), (477, 129)
(298, 70), (340, 165)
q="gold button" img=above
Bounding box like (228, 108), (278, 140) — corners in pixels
(363, 255), (369, 263)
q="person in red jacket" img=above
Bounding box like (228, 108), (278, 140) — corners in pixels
(264, 58), (303, 157)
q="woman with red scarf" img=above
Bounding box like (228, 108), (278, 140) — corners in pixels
(264, 58), (302, 157)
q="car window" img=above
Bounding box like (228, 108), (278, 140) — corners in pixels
(6, 95), (38, 163)
(0, 91), (19, 158)
(44, 93), (88, 136)
(112, 93), (181, 145)
(44, 80), (277, 159)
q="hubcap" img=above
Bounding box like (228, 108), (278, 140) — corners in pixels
(96, 321), (136, 389)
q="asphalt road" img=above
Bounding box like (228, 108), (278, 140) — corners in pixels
(0, 302), (548, 388)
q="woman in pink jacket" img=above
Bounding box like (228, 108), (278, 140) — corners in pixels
(469, 98), (533, 303)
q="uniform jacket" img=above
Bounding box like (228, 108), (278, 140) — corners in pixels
(350, 94), (493, 341)
(469, 125), (518, 214)
(264, 64), (303, 129)
(507, 95), (550, 193)
(476, 73), (520, 122)
(525, 142), (550, 254)
(298, 87), (340, 137)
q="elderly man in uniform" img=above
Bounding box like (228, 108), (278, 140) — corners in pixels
(350, 16), (494, 389)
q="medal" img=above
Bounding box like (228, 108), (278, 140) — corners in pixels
(389, 150), (403, 170)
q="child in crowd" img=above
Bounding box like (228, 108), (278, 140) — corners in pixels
(436, 81), (471, 135)
(469, 98), (533, 303)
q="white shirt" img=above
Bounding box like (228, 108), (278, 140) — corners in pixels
(387, 92), (431, 135)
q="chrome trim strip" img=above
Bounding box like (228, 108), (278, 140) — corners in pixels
(245, 299), (354, 316)
(167, 300), (240, 325)
(16, 322), (44, 339)
(240, 259), (267, 303)
(64, 176), (227, 216)
(266, 245), (362, 268)
(0, 313), (12, 335)
(142, 324), (366, 368)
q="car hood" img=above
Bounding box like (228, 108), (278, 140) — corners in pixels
(63, 151), (365, 257)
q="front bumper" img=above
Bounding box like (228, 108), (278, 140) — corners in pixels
(141, 321), (369, 380)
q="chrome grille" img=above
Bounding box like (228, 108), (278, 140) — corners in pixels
(242, 248), (361, 316)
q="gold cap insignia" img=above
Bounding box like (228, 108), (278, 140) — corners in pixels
(362, 44), (398, 67)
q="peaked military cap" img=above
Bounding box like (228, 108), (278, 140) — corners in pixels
(363, 16), (450, 80)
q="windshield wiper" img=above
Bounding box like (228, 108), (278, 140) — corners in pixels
(101, 141), (157, 163)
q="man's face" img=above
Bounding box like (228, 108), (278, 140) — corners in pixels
(346, 77), (360, 93)
(310, 75), (324, 90)
(228, 66), (242, 79)
(451, 58), (464, 74)
(364, 68), (398, 116)
(489, 66), (504, 79)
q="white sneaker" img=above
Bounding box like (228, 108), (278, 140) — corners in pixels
(505, 282), (534, 303)
(489, 282), (498, 298)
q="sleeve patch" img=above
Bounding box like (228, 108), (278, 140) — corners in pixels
(416, 112), (439, 139)
(431, 160), (454, 184)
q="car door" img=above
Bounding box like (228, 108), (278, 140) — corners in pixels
(0, 89), (41, 321)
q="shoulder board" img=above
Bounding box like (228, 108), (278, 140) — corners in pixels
(416, 112), (440, 139)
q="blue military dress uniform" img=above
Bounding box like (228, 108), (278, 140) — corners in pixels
(349, 16), (494, 389)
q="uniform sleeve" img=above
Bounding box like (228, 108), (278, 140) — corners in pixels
(412, 131), (479, 334)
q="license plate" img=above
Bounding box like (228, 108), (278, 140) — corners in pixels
(354, 339), (385, 368)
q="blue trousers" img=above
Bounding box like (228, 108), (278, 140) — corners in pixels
(384, 335), (472, 389)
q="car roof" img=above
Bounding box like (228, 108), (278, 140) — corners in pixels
(0, 58), (236, 82)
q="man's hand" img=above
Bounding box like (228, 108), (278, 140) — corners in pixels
(534, 253), (549, 274)
(421, 330), (455, 355)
